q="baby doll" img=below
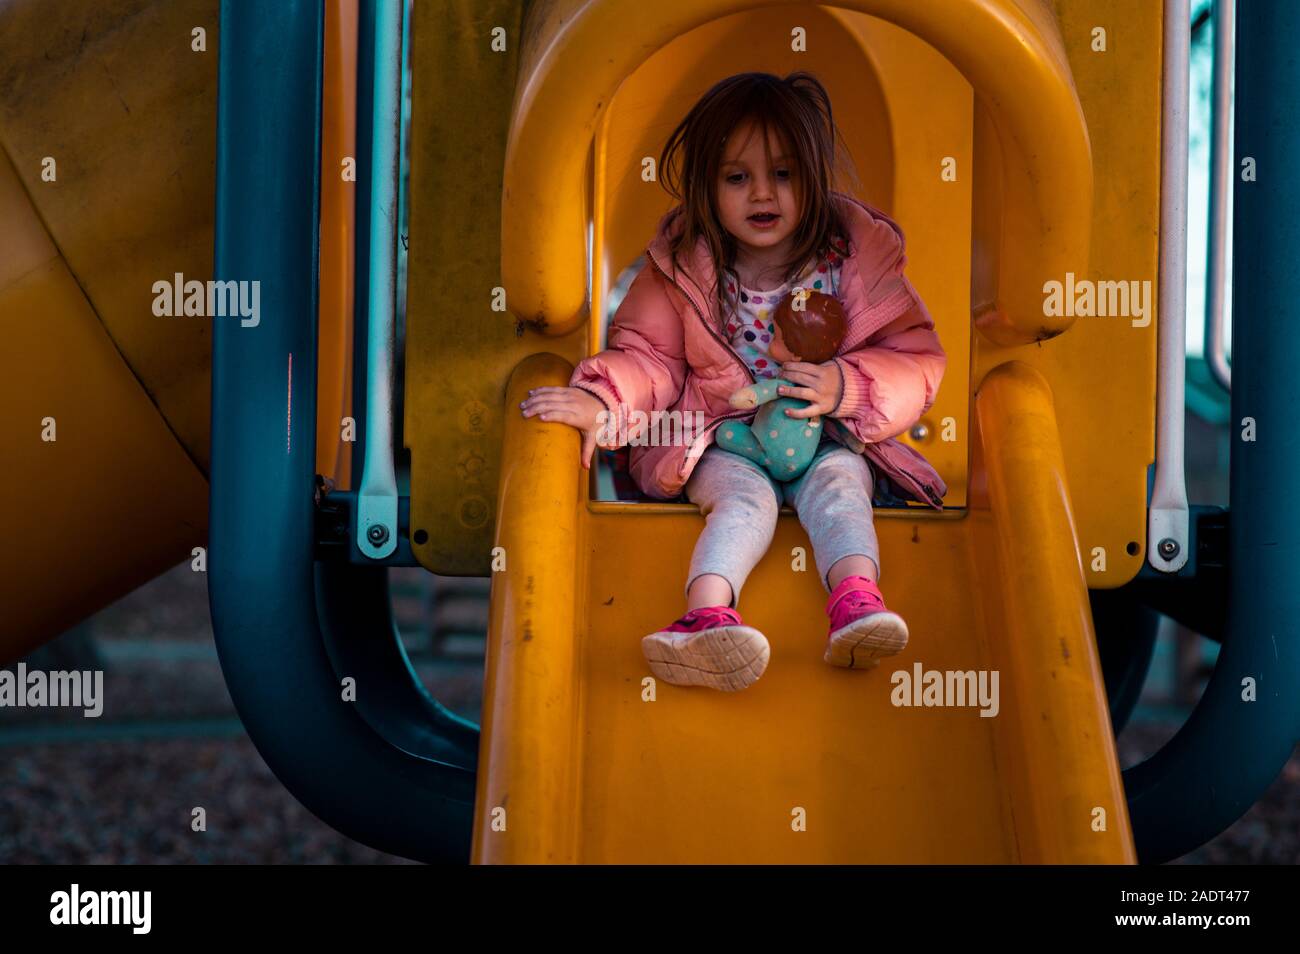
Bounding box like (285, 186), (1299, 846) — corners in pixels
(715, 289), (847, 482)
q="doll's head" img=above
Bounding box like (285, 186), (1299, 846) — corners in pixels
(769, 289), (846, 364)
(658, 71), (857, 317)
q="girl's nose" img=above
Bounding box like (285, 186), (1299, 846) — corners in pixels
(750, 175), (774, 199)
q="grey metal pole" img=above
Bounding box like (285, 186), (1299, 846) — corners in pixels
(1150, 0), (1191, 573)
(356, 0), (404, 560)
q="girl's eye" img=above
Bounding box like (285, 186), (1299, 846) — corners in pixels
(722, 170), (790, 184)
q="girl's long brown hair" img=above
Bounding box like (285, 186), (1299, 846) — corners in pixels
(658, 71), (857, 326)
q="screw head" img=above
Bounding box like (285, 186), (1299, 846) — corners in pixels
(1158, 538), (1179, 559)
(909, 422), (930, 441)
(367, 524), (389, 545)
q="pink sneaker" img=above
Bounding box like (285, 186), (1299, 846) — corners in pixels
(642, 607), (770, 691)
(824, 576), (909, 669)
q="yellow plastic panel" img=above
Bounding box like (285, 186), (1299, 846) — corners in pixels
(0, 0), (220, 473)
(404, 0), (586, 574)
(971, 0), (1162, 587)
(0, 150), (209, 659)
(832, 12), (974, 507)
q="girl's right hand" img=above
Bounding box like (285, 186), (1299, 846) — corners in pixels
(519, 386), (611, 470)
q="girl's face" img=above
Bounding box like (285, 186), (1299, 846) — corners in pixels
(715, 120), (800, 259)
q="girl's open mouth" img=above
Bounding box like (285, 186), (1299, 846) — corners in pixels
(748, 212), (780, 229)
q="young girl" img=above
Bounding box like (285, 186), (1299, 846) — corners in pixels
(520, 71), (947, 691)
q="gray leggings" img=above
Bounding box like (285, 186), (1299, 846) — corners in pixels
(683, 441), (881, 606)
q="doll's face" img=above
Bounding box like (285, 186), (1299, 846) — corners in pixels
(768, 322), (797, 363)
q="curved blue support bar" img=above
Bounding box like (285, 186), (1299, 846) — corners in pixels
(1123, 0), (1300, 863)
(210, 0), (477, 864)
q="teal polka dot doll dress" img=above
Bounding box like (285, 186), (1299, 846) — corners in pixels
(715, 238), (848, 482)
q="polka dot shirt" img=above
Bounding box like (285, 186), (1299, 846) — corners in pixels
(722, 239), (848, 379)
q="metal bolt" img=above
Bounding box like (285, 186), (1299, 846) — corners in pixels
(909, 422), (930, 441)
(367, 524), (389, 546)
(1158, 538), (1179, 559)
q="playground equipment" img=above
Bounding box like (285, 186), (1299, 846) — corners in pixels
(3, 0), (1297, 863)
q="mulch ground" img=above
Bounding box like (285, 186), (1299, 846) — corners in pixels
(2, 563), (1295, 864)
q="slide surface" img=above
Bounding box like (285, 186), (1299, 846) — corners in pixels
(473, 356), (1136, 864)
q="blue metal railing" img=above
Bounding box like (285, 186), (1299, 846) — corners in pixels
(210, 0), (476, 864)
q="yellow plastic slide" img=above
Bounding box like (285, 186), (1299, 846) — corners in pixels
(431, 0), (1157, 863)
(2, 0), (1158, 863)
(472, 355), (1134, 863)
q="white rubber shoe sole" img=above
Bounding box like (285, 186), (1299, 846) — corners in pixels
(824, 611), (909, 669)
(641, 625), (771, 692)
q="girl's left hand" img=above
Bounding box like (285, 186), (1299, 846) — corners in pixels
(778, 361), (844, 419)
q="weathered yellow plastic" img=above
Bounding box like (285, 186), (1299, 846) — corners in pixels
(0, 0), (361, 652)
(0, 0), (220, 656)
(0, 0), (220, 474)
(472, 0), (1156, 861)
(0, 148), (209, 659)
(404, 0), (588, 574)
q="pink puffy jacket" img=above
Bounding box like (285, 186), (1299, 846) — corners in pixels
(571, 191), (948, 509)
